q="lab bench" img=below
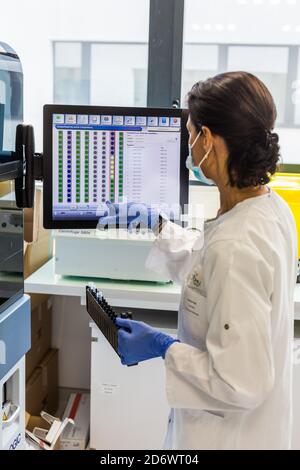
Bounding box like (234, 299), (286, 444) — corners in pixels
(25, 258), (300, 449)
(24, 257), (300, 314)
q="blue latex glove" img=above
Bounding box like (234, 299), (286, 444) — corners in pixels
(116, 317), (179, 366)
(97, 201), (162, 231)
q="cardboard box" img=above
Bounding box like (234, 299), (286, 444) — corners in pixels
(24, 186), (52, 279)
(39, 349), (59, 415)
(26, 411), (74, 450)
(24, 186), (48, 244)
(30, 293), (50, 312)
(26, 298), (52, 380)
(26, 349), (59, 416)
(0, 181), (12, 197)
(26, 367), (47, 416)
(24, 236), (52, 279)
(61, 393), (90, 450)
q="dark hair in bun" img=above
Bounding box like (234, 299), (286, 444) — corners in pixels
(188, 71), (280, 188)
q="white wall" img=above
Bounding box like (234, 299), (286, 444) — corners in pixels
(0, 0), (149, 148)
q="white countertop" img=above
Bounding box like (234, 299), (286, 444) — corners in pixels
(25, 257), (300, 315)
(25, 258), (181, 311)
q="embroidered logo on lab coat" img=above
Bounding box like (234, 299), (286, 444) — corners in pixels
(187, 268), (203, 287)
(192, 271), (202, 287)
(187, 268), (206, 296)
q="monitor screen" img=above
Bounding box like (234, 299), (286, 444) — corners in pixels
(43, 105), (189, 229)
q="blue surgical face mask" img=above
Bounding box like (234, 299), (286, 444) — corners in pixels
(186, 131), (214, 185)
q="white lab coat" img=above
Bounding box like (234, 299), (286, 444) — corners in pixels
(146, 190), (298, 450)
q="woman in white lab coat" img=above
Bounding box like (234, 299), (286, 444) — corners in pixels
(99, 71), (298, 450)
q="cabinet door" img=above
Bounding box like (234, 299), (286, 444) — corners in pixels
(90, 325), (173, 450)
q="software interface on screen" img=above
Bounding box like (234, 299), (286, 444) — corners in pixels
(52, 112), (182, 220)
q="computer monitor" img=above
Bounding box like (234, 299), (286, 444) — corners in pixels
(43, 105), (189, 229)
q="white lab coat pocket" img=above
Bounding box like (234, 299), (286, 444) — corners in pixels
(182, 282), (209, 343)
(176, 409), (236, 450)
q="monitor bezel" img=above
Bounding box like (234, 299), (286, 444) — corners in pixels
(43, 104), (189, 229)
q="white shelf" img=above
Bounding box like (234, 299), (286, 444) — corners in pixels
(25, 258), (181, 311)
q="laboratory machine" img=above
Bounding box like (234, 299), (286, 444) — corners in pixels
(42, 105), (189, 282)
(0, 42), (31, 450)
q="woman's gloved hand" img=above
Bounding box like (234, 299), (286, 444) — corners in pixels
(116, 318), (179, 366)
(97, 201), (162, 231)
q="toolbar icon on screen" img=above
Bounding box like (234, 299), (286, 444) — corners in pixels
(125, 116), (136, 126)
(89, 115), (100, 125)
(147, 117), (158, 127)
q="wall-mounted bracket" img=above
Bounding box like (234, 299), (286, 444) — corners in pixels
(14, 124), (43, 209)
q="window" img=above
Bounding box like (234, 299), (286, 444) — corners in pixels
(183, 0), (300, 169)
(54, 43), (85, 105)
(2, 0), (300, 168)
(181, 45), (219, 103)
(54, 42), (148, 108)
(182, 43), (292, 128)
(0, 0), (150, 149)
(227, 46), (289, 125)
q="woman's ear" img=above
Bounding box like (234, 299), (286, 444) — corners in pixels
(201, 126), (213, 151)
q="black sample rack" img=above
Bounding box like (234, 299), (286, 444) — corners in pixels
(86, 285), (136, 364)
